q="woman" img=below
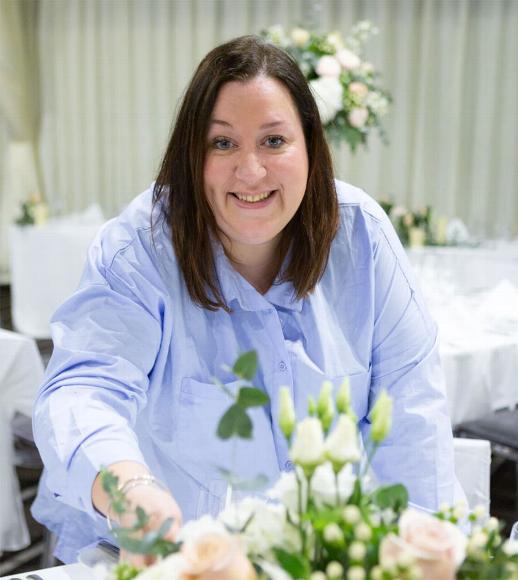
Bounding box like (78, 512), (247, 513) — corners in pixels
(32, 35), (457, 565)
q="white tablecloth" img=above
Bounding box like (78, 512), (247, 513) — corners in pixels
(408, 244), (518, 294)
(9, 222), (102, 338)
(409, 245), (518, 424)
(0, 330), (44, 553)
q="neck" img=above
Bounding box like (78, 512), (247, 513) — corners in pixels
(224, 238), (281, 294)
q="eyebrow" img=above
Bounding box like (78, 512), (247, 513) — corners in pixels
(210, 119), (286, 130)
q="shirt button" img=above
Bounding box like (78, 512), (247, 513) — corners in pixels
(279, 360), (287, 371)
(284, 460), (294, 471)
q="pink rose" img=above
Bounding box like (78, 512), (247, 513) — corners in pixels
(347, 107), (369, 128)
(316, 55), (341, 78)
(180, 532), (257, 580)
(349, 82), (368, 100)
(379, 509), (467, 580)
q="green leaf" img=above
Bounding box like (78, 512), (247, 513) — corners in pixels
(237, 386), (269, 408)
(371, 483), (409, 512)
(112, 563), (141, 580)
(216, 404), (252, 440)
(232, 351), (258, 381)
(272, 547), (310, 579)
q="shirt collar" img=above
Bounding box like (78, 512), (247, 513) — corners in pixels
(212, 239), (304, 313)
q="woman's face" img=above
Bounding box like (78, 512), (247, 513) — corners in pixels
(204, 76), (309, 260)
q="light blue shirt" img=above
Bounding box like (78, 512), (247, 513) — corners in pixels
(32, 180), (456, 563)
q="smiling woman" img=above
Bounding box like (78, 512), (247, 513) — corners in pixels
(203, 77), (309, 293)
(31, 35), (460, 568)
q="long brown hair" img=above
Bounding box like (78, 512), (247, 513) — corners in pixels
(154, 35), (338, 311)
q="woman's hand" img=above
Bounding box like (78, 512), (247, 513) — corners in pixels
(117, 483), (183, 567)
(92, 460), (183, 568)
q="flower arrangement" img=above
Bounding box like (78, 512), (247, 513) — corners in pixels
(100, 353), (518, 580)
(15, 193), (49, 226)
(378, 199), (434, 248)
(262, 22), (391, 152)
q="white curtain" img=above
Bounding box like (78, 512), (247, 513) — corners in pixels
(2, 0), (517, 264)
(0, 0), (42, 282)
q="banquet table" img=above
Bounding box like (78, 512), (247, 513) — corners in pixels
(0, 330), (44, 553)
(407, 244), (518, 425)
(8, 211), (104, 339)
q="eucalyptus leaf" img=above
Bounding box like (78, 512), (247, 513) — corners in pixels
(371, 483), (409, 512)
(237, 386), (270, 408)
(216, 404), (243, 439)
(232, 351), (258, 381)
(272, 547), (310, 579)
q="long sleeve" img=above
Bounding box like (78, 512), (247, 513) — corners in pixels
(360, 209), (456, 510)
(33, 230), (163, 521)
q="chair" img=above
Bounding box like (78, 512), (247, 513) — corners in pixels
(455, 407), (518, 518)
(453, 437), (491, 513)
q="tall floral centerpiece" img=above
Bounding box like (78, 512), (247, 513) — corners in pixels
(100, 353), (518, 580)
(262, 22), (391, 152)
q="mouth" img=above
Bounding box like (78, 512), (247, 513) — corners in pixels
(229, 190), (277, 205)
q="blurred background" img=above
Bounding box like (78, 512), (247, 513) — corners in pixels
(1, 0), (517, 576)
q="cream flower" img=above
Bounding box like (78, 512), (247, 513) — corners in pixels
(379, 509), (467, 580)
(324, 413), (361, 468)
(311, 461), (355, 507)
(316, 55), (342, 77)
(348, 107), (369, 129)
(336, 48), (361, 70)
(370, 389), (393, 442)
(180, 531), (257, 580)
(291, 27), (310, 47)
(290, 417), (325, 471)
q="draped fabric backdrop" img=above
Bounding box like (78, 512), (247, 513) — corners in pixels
(1, 0), (517, 280)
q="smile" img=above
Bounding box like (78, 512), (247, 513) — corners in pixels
(230, 190), (276, 203)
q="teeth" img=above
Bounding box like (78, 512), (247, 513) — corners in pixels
(233, 191), (273, 203)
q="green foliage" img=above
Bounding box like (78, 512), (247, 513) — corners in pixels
(371, 483), (409, 513)
(113, 563), (141, 580)
(237, 386), (269, 408)
(232, 350), (258, 381)
(272, 547), (311, 579)
(217, 404), (253, 439)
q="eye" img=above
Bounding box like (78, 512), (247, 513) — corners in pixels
(264, 135), (286, 148)
(211, 137), (235, 150)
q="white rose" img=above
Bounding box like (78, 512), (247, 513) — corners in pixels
(310, 77), (343, 124)
(336, 48), (361, 70)
(324, 413), (361, 467)
(316, 55), (342, 77)
(311, 461), (355, 507)
(290, 417), (325, 470)
(290, 27), (310, 47)
(348, 107), (369, 129)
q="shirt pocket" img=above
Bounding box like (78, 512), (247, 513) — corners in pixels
(175, 377), (278, 517)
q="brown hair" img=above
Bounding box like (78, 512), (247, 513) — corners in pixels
(153, 35), (338, 311)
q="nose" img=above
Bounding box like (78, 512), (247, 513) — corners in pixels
(234, 151), (267, 183)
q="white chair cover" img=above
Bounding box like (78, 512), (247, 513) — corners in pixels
(453, 437), (491, 513)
